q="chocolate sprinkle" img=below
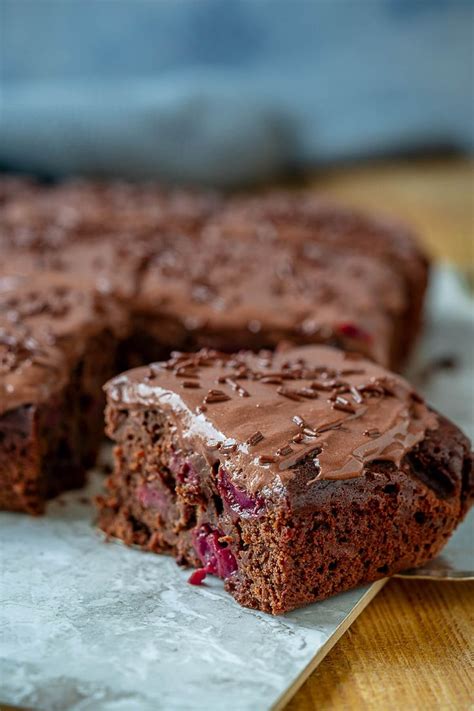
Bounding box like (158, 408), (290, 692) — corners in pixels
(332, 396), (356, 414)
(297, 387), (319, 399)
(277, 386), (302, 401)
(204, 389), (231, 404)
(276, 445), (293, 457)
(258, 455), (276, 465)
(247, 430), (264, 447)
(350, 386), (363, 404)
(363, 428), (381, 438)
(316, 421), (344, 434)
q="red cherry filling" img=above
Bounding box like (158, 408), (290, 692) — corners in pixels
(188, 568), (207, 586)
(337, 322), (372, 342)
(169, 453), (199, 485)
(190, 524), (238, 585)
(218, 468), (264, 516)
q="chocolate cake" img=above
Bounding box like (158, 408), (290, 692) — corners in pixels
(98, 346), (472, 614)
(132, 220), (407, 366)
(0, 178), (428, 370)
(213, 191), (429, 365)
(0, 176), (472, 610)
(0, 175), (453, 524)
(0, 271), (127, 513)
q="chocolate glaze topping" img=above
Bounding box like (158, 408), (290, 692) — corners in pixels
(0, 179), (220, 252)
(0, 271), (127, 413)
(105, 346), (438, 493)
(0, 179), (428, 369)
(136, 226), (406, 365)
(214, 190), (425, 287)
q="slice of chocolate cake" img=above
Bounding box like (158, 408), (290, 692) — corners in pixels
(98, 346), (472, 614)
(0, 272), (128, 514)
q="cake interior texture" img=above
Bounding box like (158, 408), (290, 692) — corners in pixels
(97, 347), (472, 614)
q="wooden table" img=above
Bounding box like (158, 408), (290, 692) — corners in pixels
(285, 157), (474, 711)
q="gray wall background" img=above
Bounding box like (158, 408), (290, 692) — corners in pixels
(1, 0), (472, 185)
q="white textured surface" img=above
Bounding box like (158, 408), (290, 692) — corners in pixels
(0, 268), (473, 711)
(408, 267), (474, 442)
(0, 480), (375, 711)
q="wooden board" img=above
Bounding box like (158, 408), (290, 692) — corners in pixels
(311, 157), (474, 266)
(286, 579), (474, 711)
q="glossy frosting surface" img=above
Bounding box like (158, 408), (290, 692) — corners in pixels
(106, 346), (438, 493)
(0, 179), (427, 369)
(137, 226), (404, 364)
(0, 271), (126, 413)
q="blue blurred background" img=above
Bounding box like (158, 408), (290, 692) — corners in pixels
(0, 0), (473, 186)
